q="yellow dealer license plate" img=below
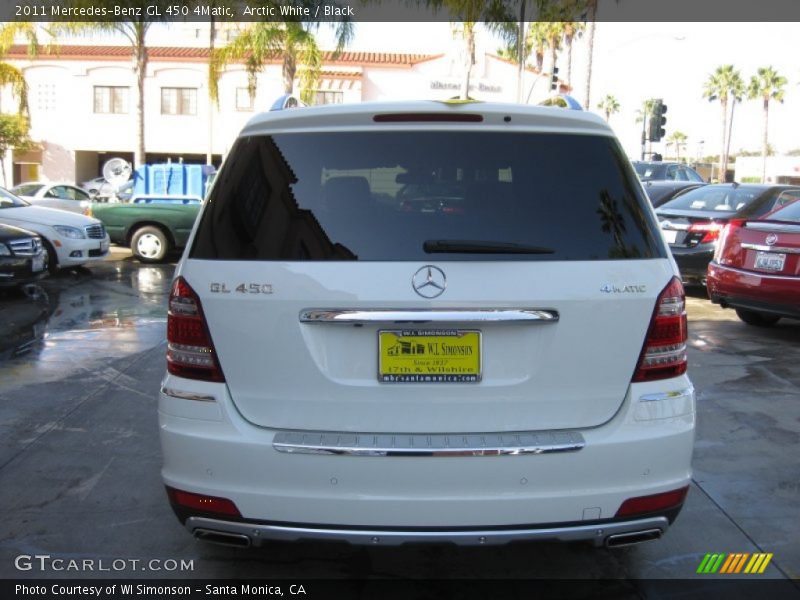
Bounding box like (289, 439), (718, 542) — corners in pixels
(378, 329), (481, 383)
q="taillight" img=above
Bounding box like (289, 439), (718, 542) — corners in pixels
(713, 219), (743, 263)
(688, 222), (723, 244)
(632, 277), (687, 382)
(615, 486), (689, 517)
(167, 277), (225, 382)
(166, 486), (241, 517)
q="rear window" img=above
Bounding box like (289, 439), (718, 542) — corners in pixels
(768, 200), (800, 222)
(660, 186), (763, 213)
(11, 184), (43, 196)
(191, 132), (664, 261)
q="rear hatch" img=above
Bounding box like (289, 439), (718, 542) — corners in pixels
(182, 118), (672, 433)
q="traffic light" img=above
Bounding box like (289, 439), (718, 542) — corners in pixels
(648, 99), (667, 142)
(550, 67), (559, 92)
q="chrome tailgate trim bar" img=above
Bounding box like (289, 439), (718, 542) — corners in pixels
(299, 308), (559, 324)
(273, 430), (584, 457)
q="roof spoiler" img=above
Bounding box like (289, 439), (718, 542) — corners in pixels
(270, 94), (307, 111)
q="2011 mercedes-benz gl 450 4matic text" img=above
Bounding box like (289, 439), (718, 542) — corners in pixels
(159, 101), (695, 549)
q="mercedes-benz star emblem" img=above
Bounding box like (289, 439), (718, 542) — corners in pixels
(412, 265), (447, 298)
(765, 233), (778, 246)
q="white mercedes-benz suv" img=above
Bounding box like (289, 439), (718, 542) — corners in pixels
(159, 101), (694, 549)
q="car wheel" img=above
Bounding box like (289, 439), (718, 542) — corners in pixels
(131, 226), (170, 263)
(735, 308), (780, 327)
(41, 238), (59, 274)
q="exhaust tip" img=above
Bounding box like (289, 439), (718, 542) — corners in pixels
(193, 528), (252, 548)
(605, 528), (663, 548)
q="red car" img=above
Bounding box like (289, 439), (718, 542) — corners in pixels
(707, 200), (800, 326)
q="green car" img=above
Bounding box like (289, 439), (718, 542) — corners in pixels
(90, 201), (201, 262)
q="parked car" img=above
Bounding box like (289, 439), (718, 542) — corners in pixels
(89, 200), (200, 262)
(656, 183), (800, 285)
(642, 181), (706, 208)
(11, 182), (93, 214)
(80, 176), (133, 201)
(80, 176), (114, 198)
(160, 101), (694, 549)
(0, 223), (47, 288)
(0, 187), (110, 272)
(632, 161), (705, 183)
(707, 199), (800, 326)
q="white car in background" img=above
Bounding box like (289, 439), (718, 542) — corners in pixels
(11, 182), (93, 215)
(0, 187), (109, 272)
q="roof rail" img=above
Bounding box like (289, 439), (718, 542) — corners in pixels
(270, 94), (307, 111)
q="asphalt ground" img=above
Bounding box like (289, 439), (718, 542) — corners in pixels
(0, 250), (797, 595)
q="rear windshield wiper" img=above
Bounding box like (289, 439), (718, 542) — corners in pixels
(423, 239), (555, 254)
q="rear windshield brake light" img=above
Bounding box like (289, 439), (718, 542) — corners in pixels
(373, 113), (483, 123)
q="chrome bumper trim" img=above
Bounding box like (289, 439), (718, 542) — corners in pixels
(160, 386), (216, 402)
(272, 430), (585, 457)
(186, 516), (669, 547)
(639, 387), (694, 403)
(712, 263), (800, 281)
(299, 308), (559, 325)
(740, 242), (800, 254)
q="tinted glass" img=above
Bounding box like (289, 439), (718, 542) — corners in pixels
(633, 163), (664, 181)
(0, 188), (29, 208)
(191, 132), (664, 261)
(660, 186), (764, 213)
(11, 184), (43, 196)
(684, 168), (704, 182)
(764, 197), (800, 221)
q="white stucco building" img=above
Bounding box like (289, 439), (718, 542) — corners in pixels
(3, 29), (556, 185)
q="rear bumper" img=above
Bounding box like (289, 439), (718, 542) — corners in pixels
(707, 262), (800, 319)
(183, 514), (674, 548)
(159, 374), (695, 543)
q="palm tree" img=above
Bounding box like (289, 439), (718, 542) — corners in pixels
(666, 131), (688, 162)
(582, 0), (598, 109)
(0, 22), (43, 114)
(213, 10), (353, 106)
(560, 1), (587, 89)
(748, 66), (787, 183)
(54, 5), (172, 168)
(596, 94), (619, 122)
(703, 65), (744, 182)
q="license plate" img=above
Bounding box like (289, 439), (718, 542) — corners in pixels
(100, 240), (109, 253)
(378, 329), (481, 383)
(662, 229), (678, 244)
(31, 254), (44, 272)
(755, 251), (786, 271)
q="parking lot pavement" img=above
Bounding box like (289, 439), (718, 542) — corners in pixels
(0, 261), (797, 587)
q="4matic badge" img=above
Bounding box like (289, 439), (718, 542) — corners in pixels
(600, 284), (647, 294)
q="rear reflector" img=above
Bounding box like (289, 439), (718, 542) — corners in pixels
(632, 277), (687, 382)
(688, 222), (724, 244)
(167, 277), (225, 382)
(373, 113), (483, 122)
(166, 486), (241, 517)
(615, 486), (689, 518)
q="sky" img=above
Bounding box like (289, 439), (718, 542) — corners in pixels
(314, 21), (800, 160)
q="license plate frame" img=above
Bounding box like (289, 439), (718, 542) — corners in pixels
(378, 329), (481, 383)
(100, 240), (109, 253)
(662, 229), (678, 244)
(754, 251), (786, 271)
